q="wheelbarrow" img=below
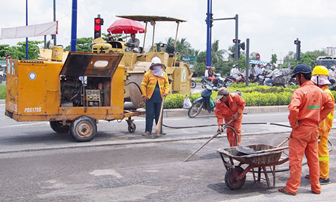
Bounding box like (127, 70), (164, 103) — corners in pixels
(217, 144), (289, 190)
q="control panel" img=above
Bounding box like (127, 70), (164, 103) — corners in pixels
(86, 90), (101, 107)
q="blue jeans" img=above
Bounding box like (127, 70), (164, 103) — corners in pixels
(264, 78), (273, 86)
(145, 84), (163, 133)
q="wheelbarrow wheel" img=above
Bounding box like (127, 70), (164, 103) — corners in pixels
(225, 166), (246, 190)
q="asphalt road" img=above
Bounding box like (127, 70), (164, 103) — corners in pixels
(1, 101), (336, 201)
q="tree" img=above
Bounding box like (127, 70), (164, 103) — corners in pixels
(64, 37), (93, 52)
(271, 54), (277, 65)
(15, 41), (43, 59)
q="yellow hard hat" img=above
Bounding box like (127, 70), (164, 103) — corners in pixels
(312, 65), (329, 76)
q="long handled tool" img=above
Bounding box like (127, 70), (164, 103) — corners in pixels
(184, 118), (234, 162)
(155, 98), (165, 135)
(236, 137), (290, 155)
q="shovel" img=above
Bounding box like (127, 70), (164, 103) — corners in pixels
(236, 137), (289, 155)
(236, 145), (289, 155)
(184, 118), (235, 162)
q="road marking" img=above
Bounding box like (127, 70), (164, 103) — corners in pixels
(0, 122), (47, 129)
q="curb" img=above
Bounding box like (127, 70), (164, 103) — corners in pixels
(164, 105), (289, 117)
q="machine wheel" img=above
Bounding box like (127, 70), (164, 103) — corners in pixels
(188, 101), (204, 118)
(50, 121), (70, 133)
(128, 122), (136, 133)
(70, 116), (97, 142)
(225, 166), (246, 190)
(191, 80), (197, 89)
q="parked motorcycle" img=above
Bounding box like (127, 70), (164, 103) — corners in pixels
(201, 73), (225, 88)
(188, 84), (217, 118)
(191, 78), (196, 89)
(223, 73), (246, 87)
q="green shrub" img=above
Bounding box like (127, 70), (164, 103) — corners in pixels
(0, 84), (5, 99)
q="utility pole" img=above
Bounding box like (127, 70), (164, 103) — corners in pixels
(206, 0), (212, 69)
(70, 0), (77, 51)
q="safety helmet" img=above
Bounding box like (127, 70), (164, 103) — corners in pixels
(232, 63), (238, 68)
(312, 65), (329, 76)
(291, 64), (311, 78)
(151, 56), (162, 65)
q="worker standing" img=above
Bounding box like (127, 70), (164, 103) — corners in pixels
(215, 87), (246, 146)
(141, 57), (170, 138)
(278, 64), (334, 196)
(307, 65), (334, 184)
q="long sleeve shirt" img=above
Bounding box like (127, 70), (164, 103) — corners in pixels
(288, 81), (334, 130)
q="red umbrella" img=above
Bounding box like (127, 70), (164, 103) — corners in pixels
(107, 18), (145, 34)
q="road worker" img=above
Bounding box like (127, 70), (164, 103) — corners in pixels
(215, 87), (246, 146)
(141, 57), (170, 138)
(278, 64), (334, 196)
(306, 65), (334, 184)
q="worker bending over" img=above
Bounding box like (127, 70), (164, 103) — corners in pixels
(215, 87), (245, 146)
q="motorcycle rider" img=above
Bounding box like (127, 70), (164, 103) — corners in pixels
(230, 63), (243, 82)
(204, 66), (219, 86)
(264, 65), (283, 86)
(215, 87), (246, 146)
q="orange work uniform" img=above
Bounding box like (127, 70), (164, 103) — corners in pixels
(215, 93), (246, 146)
(286, 81), (334, 194)
(318, 86), (334, 180)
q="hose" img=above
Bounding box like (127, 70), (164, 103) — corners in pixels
(125, 81), (142, 94)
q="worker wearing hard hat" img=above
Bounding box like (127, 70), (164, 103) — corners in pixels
(215, 87), (246, 146)
(278, 64), (334, 196)
(306, 65), (334, 185)
(141, 57), (170, 138)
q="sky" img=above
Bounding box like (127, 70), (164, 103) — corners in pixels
(1, 0), (336, 63)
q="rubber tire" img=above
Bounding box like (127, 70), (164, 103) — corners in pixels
(224, 80), (233, 87)
(50, 121), (70, 133)
(128, 122), (136, 133)
(217, 80), (224, 88)
(188, 100), (204, 118)
(70, 116), (97, 142)
(191, 80), (197, 89)
(225, 166), (246, 190)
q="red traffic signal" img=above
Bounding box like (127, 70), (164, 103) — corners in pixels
(233, 39), (241, 43)
(294, 39), (300, 44)
(94, 16), (104, 39)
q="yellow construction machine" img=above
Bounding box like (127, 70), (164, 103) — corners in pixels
(5, 51), (145, 142)
(92, 15), (193, 108)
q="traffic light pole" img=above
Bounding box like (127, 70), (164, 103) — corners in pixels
(206, 0), (212, 68)
(70, 0), (77, 52)
(245, 38), (250, 87)
(212, 15), (239, 63)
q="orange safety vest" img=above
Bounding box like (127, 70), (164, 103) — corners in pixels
(141, 70), (169, 99)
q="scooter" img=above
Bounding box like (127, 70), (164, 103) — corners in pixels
(191, 78), (196, 89)
(188, 83), (217, 118)
(201, 73), (225, 89)
(223, 73), (246, 87)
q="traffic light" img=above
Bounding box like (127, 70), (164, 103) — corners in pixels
(210, 13), (213, 27)
(94, 15), (104, 39)
(233, 39), (241, 43)
(294, 39), (301, 61)
(232, 39), (245, 58)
